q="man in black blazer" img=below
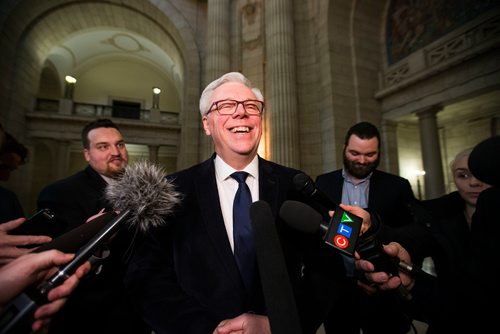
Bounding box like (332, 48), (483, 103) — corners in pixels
(37, 118), (150, 334)
(125, 72), (313, 333)
(313, 122), (417, 334)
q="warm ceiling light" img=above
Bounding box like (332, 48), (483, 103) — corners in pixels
(153, 87), (161, 94)
(65, 75), (77, 84)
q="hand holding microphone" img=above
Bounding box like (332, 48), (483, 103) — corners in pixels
(289, 172), (425, 300)
(355, 242), (416, 298)
(0, 250), (91, 334)
(0, 160), (181, 334)
(38, 159), (181, 294)
(292, 173), (365, 257)
(279, 200), (415, 300)
(279, 200), (428, 300)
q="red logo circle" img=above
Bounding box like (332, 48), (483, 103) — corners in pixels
(334, 235), (349, 249)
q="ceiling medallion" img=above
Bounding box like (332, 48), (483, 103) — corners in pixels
(102, 33), (149, 53)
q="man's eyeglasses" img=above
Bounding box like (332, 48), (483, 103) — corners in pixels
(207, 99), (265, 116)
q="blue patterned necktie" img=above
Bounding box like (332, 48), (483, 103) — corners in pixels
(231, 171), (256, 291)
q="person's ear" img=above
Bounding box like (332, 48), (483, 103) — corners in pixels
(202, 116), (211, 136)
(83, 149), (91, 162)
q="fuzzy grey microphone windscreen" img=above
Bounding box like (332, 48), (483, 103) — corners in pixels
(105, 160), (182, 232)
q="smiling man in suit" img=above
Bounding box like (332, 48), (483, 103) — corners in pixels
(312, 121), (417, 334)
(36, 118), (150, 334)
(124, 72), (314, 334)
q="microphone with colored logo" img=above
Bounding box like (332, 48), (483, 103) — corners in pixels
(280, 200), (414, 300)
(280, 200), (362, 257)
(292, 173), (363, 256)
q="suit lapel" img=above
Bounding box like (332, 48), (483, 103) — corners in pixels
(332, 172), (344, 205)
(258, 158), (280, 216)
(84, 165), (110, 208)
(84, 165), (108, 192)
(195, 158), (242, 284)
(368, 170), (380, 208)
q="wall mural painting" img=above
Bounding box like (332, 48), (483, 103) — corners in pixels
(386, 0), (499, 64)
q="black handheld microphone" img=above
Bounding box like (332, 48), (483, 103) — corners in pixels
(279, 200), (327, 234)
(250, 201), (302, 334)
(280, 200), (417, 300)
(356, 218), (414, 300)
(293, 173), (338, 210)
(0, 160), (181, 334)
(292, 174), (363, 257)
(280, 200), (362, 257)
(356, 218), (429, 279)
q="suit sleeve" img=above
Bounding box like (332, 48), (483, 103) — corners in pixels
(37, 184), (84, 236)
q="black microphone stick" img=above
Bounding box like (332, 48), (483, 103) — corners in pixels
(293, 173), (339, 210)
(250, 201), (302, 334)
(293, 174), (363, 257)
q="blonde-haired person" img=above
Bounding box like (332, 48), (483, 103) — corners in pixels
(418, 147), (492, 228)
(356, 146), (493, 333)
(449, 148), (490, 225)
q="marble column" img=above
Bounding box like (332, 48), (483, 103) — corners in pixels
(265, 0), (299, 168)
(202, 0), (231, 160)
(380, 119), (400, 174)
(59, 77), (75, 115)
(206, 0), (231, 78)
(416, 106), (445, 199)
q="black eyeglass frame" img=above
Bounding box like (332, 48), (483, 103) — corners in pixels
(206, 99), (265, 116)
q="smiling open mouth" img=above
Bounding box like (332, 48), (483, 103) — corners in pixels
(230, 126), (250, 133)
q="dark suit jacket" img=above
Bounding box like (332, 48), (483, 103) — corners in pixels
(125, 156), (308, 334)
(315, 169), (415, 230)
(38, 165), (109, 233)
(310, 169), (417, 334)
(37, 165), (150, 334)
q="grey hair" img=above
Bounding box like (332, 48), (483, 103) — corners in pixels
(450, 147), (473, 172)
(199, 72), (264, 116)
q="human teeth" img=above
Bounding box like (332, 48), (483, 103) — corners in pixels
(231, 126), (249, 133)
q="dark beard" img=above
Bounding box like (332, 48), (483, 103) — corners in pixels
(343, 154), (379, 179)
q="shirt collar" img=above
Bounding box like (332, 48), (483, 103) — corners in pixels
(100, 173), (113, 184)
(342, 167), (373, 185)
(215, 154), (259, 181)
